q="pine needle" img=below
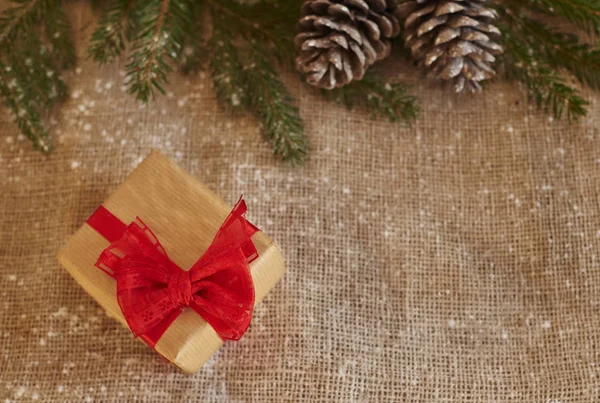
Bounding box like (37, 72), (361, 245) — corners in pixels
(245, 51), (308, 165)
(208, 4), (309, 164)
(501, 31), (589, 122)
(0, 0), (72, 152)
(0, 60), (51, 152)
(209, 39), (246, 112)
(89, 0), (140, 64)
(323, 71), (420, 125)
(209, 30), (308, 165)
(504, 13), (600, 89)
(124, 0), (193, 102)
(526, 0), (600, 34)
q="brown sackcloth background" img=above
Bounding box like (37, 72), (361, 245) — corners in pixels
(2, 4), (600, 402)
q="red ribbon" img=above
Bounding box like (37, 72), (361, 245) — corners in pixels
(86, 198), (258, 348)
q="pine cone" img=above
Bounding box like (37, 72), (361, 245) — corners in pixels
(397, 0), (503, 92)
(295, 0), (401, 89)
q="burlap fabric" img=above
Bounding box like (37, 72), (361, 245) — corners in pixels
(2, 5), (600, 402)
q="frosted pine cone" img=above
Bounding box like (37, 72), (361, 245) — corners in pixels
(397, 0), (503, 92)
(295, 0), (401, 89)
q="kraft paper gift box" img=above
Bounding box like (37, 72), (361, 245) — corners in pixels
(57, 150), (285, 373)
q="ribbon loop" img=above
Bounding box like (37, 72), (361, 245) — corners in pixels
(88, 197), (259, 345)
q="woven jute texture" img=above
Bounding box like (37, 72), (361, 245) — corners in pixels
(2, 6), (600, 402)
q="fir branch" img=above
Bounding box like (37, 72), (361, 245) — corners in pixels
(208, 5), (308, 164)
(499, 10), (600, 90)
(89, 0), (139, 64)
(208, 41), (308, 164)
(205, 0), (299, 64)
(179, 2), (207, 74)
(6, 34), (68, 108)
(525, 0), (600, 34)
(209, 38), (246, 112)
(0, 62), (51, 151)
(0, 0), (73, 151)
(44, 5), (76, 69)
(245, 50), (308, 165)
(125, 0), (193, 102)
(323, 71), (419, 124)
(501, 31), (589, 122)
(0, 0), (50, 45)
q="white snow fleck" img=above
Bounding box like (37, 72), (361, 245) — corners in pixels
(52, 307), (68, 318)
(39, 338), (46, 346)
(83, 123), (92, 131)
(71, 161), (80, 169)
(542, 320), (551, 329)
(14, 386), (26, 398)
(448, 319), (456, 328)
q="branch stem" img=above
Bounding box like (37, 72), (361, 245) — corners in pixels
(0, 0), (42, 45)
(140, 0), (170, 83)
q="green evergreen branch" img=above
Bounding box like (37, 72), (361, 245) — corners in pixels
(209, 25), (308, 164)
(45, 5), (76, 69)
(525, 0), (600, 33)
(205, 0), (298, 64)
(208, 4), (308, 164)
(89, 0), (139, 64)
(6, 34), (68, 108)
(0, 0), (49, 45)
(209, 38), (246, 112)
(245, 50), (308, 165)
(125, 0), (193, 102)
(179, 2), (207, 74)
(323, 71), (420, 124)
(500, 10), (600, 89)
(0, 0), (72, 152)
(0, 62), (51, 151)
(501, 31), (588, 122)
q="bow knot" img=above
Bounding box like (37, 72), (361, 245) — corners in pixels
(92, 198), (258, 343)
(169, 270), (193, 308)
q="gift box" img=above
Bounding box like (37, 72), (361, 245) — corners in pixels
(57, 150), (285, 373)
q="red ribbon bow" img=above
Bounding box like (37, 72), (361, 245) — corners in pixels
(87, 198), (257, 346)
